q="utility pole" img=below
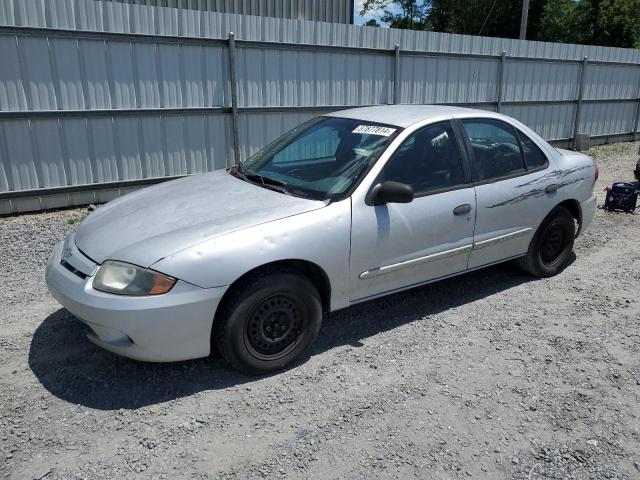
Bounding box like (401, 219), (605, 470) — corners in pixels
(519, 0), (530, 40)
(409, 2), (414, 30)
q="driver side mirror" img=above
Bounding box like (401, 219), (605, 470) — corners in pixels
(367, 181), (415, 206)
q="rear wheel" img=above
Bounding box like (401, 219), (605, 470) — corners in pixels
(517, 206), (575, 277)
(214, 270), (322, 375)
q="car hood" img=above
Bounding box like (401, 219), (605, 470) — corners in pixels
(75, 170), (326, 267)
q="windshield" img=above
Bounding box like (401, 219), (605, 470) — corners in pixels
(234, 117), (400, 200)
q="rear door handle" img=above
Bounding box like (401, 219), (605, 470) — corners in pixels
(545, 184), (559, 194)
(453, 204), (472, 216)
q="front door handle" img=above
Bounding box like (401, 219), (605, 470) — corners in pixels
(545, 184), (560, 194)
(453, 204), (472, 216)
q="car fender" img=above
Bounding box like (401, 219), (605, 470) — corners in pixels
(151, 199), (353, 311)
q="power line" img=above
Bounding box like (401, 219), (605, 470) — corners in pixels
(478, 0), (498, 36)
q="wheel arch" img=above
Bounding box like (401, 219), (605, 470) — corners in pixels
(555, 199), (583, 237)
(213, 259), (332, 326)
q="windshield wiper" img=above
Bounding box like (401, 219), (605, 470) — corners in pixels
(250, 175), (291, 195)
(231, 164), (295, 196)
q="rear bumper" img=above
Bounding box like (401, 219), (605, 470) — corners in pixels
(45, 240), (227, 362)
(578, 192), (597, 237)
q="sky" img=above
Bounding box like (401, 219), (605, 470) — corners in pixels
(353, 0), (396, 26)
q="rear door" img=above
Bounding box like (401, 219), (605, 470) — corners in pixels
(458, 118), (557, 269)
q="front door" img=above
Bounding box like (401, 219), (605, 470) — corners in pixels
(350, 121), (476, 301)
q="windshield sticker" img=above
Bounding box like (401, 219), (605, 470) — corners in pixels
(352, 125), (397, 137)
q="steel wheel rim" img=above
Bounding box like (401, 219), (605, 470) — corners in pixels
(244, 294), (305, 361)
(540, 221), (566, 265)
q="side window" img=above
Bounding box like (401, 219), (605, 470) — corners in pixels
(462, 119), (526, 181)
(517, 130), (548, 169)
(380, 121), (466, 195)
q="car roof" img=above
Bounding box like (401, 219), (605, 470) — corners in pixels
(325, 104), (496, 128)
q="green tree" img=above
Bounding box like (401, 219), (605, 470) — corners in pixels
(537, 0), (590, 43)
(361, 0), (542, 38)
(427, 0), (522, 37)
(360, 0), (430, 30)
(537, 0), (640, 47)
(359, 0), (640, 48)
(597, 0), (640, 47)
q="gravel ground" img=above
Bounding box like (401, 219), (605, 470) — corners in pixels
(1, 142), (639, 480)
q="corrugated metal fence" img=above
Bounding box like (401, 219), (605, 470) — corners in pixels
(112, 0), (355, 24)
(1, 0), (639, 214)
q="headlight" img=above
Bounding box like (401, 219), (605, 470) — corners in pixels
(93, 260), (176, 296)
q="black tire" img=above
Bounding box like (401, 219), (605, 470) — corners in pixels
(517, 206), (575, 277)
(214, 269), (322, 375)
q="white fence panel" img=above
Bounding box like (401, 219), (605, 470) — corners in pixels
(0, 0), (639, 213)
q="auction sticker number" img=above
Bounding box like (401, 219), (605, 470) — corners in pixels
(352, 125), (396, 137)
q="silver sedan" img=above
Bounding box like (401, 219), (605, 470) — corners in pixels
(45, 105), (597, 374)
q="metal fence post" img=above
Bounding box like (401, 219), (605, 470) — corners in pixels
(496, 51), (506, 113)
(633, 74), (640, 142)
(572, 56), (588, 149)
(393, 44), (401, 105)
(228, 32), (241, 166)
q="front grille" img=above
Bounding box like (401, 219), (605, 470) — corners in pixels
(60, 259), (88, 279)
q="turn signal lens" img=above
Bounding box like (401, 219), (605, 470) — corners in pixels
(149, 274), (177, 295)
(93, 260), (176, 296)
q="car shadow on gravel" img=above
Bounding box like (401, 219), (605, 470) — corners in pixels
(313, 259), (551, 353)
(29, 309), (252, 410)
(29, 259), (565, 410)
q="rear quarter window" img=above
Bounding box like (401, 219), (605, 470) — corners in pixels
(517, 130), (548, 169)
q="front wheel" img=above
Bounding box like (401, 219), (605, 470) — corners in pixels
(213, 270), (322, 375)
(517, 206), (575, 277)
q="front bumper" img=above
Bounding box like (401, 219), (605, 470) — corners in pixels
(45, 238), (227, 362)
